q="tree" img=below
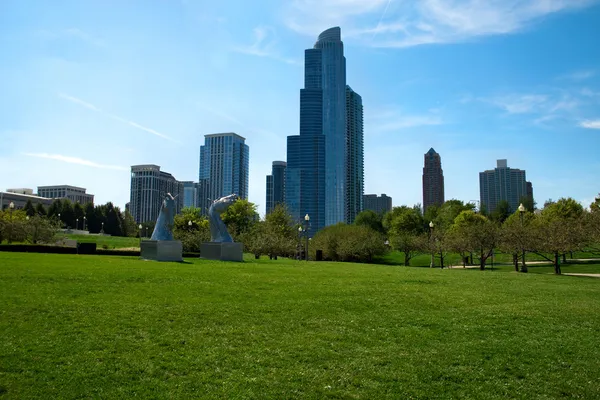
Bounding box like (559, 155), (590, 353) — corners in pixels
(383, 206), (424, 266)
(451, 210), (498, 270)
(23, 200), (36, 217)
(221, 199), (259, 240)
(262, 204), (297, 258)
(61, 200), (75, 229)
(499, 211), (536, 272)
(103, 203), (122, 236)
(35, 203), (47, 217)
(0, 209), (28, 243)
(354, 210), (385, 235)
(434, 200), (475, 230)
(533, 198), (586, 274)
(73, 202), (85, 228)
(121, 210), (138, 237)
(173, 207), (210, 252)
(25, 215), (60, 244)
(47, 199), (63, 219)
(589, 194), (600, 213)
(311, 224), (387, 263)
(491, 200), (512, 224)
(519, 195), (535, 212)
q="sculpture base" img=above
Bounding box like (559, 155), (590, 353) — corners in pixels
(200, 242), (244, 262)
(140, 240), (183, 262)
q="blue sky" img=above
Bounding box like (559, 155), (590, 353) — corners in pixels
(1, 0), (600, 215)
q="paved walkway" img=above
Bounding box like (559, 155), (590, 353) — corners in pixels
(563, 273), (600, 278)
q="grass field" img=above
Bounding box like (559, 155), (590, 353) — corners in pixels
(59, 234), (141, 249)
(1, 253), (600, 399)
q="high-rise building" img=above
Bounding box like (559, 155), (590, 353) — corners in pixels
(346, 86), (364, 224)
(479, 159), (528, 214)
(199, 133), (249, 204)
(286, 27), (348, 235)
(37, 185), (94, 204)
(129, 164), (184, 223)
(182, 181), (199, 209)
(363, 194), (392, 215)
(266, 161), (286, 214)
(422, 148), (445, 213)
(526, 181), (534, 204)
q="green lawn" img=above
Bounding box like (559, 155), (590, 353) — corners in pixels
(59, 234), (141, 249)
(1, 253), (600, 399)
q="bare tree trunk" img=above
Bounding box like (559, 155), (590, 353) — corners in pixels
(554, 252), (561, 275)
(562, 253), (567, 264)
(513, 253), (519, 272)
(480, 250), (486, 270)
(404, 252), (410, 266)
(439, 252), (444, 269)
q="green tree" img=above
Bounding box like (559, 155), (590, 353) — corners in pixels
(47, 199), (63, 219)
(491, 200), (512, 224)
(263, 204), (297, 258)
(311, 224), (386, 263)
(384, 206), (424, 266)
(23, 200), (36, 217)
(120, 210), (138, 237)
(499, 211), (536, 272)
(173, 207), (210, 252)
(533, 198), (586, 274)
(61, 200), (76, 229)
(590, 194), (600, 213)
(434, 200), (475, 230)
(73, 203), (85, 229)
(35, 203), (47, 217)
(25, 215), (60, 244)
(103, 203), (123, 236)
(221, 199), (259, 240)
(354, 210), (385, 235)
(519, 195), (535, 212)
(451, 210), (498, 270)
(0, 209), (28, 243)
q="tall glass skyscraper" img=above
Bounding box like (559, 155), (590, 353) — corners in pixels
(346, 85), (364, 224)
(199, 133), (249, 204)
(266, 161), (286, 214)
(422, 148), (445, 214)
(286, 27), (347, 235)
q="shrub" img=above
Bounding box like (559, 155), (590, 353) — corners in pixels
(311, 224), (387, 263)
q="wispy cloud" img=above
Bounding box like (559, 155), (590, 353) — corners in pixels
(58, 93), (177, 142)
(197, 104), (245, 127)
(23, 153), (128, 171)
(579, 120), (600, 129)
(35, 28), (105, 47)
(369, 108), (443, 132)
(284, 0), (597, 48)
(232, 26), (299, 64)
(558, 69), (596, 81)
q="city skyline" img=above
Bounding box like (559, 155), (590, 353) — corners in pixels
(2, 1), (600, 216)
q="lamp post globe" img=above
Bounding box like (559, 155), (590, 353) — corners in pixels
(518, 203), (527, 273)
(429, 221), (435, 268)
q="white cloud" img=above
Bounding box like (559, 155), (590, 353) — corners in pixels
(558, 70), (596, 81)
(232, 26), (299, 64)
(369, 108), (444, 132)
(58, 93), (177, 142)
(23, 153), (128, 171)
(579, 120), (600, 129)
(284, 0), (596, 48)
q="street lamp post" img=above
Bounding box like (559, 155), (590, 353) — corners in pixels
(58, 213), (61, 229)
(298, 226), (303, 260)
(429, 221), (435, 268)
(76, 218), (79, 230)
(304, 214), (310, 261)
(83, 216), (87, 231)
(138, 224), (143, 246)
(101, 222), (104, 235)
(518, 203), (527, 273)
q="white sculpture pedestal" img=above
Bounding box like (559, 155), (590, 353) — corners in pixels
(140, 240), (183, 262)
(200, 242), (244, 262)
